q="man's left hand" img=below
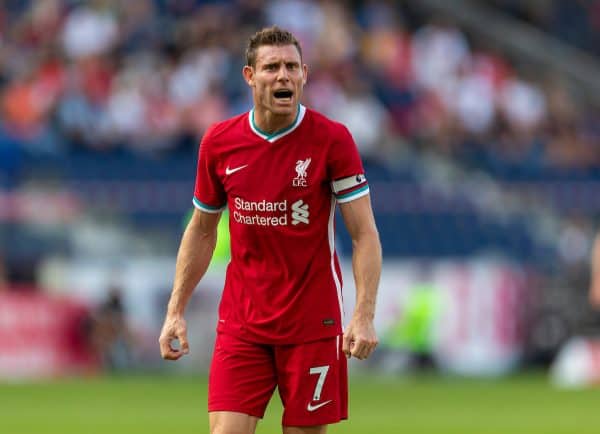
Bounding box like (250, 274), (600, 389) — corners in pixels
(342, 315), (378, 360)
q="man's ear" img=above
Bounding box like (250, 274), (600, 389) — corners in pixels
(302, 64), (308, 85)
(242, 65), (254, 86)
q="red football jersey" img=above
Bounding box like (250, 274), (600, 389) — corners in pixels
(193, 105), (369, 344)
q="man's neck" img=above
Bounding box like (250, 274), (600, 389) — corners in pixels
(252, 106), (298, 135)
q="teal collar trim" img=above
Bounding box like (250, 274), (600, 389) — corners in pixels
(249, 104), (306, 142)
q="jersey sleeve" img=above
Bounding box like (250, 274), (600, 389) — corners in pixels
(328, 124), (370, 203)
(193, 126), (227, 213)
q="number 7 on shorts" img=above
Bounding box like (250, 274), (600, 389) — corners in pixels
(309, 365), (330, 401)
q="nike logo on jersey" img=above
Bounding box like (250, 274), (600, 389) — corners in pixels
(307, 400), (332, 412)
(225, 164), (248, 175)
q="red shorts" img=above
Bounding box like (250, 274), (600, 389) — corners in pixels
(208, 332), (348, 427)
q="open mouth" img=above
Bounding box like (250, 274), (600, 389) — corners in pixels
(273, 89), (294, 101)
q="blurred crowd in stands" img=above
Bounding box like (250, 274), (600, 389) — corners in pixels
(2, 1), (600, 371)
(0, 0), (599, 178)
(489, 0), (600, 56)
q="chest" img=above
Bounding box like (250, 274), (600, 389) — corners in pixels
(218, 136), (330, 201)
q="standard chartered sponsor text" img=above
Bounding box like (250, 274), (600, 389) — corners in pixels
(234, 197), (287, 212)
(233, 197), (288, 226)
(234, 211), (288, 226)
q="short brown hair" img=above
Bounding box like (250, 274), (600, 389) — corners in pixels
(245, 26), (302, 67)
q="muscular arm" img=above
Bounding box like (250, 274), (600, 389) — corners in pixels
(159, 208), (221, 360)
(590, 232), (600, 309)
(339, 194), (382, 360)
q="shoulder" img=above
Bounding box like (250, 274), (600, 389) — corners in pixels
(202, 112), (248, 145)
(304, 108), (352, 138)
(305, 108), (346, 132)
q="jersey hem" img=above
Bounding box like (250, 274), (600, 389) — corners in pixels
(217, 326), (343, 346)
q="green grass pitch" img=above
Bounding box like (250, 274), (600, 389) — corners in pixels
(1, 372), (599, 433)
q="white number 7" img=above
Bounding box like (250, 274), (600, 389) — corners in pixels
(309, 365), (330, 401)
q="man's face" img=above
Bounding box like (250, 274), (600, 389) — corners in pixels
(243, 44), (307, 117)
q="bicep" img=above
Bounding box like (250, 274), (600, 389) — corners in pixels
(188, 208), (222, 236)
(339, 195), (378, 241)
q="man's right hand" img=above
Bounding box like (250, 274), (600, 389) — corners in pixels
(159, 315), (190, 360)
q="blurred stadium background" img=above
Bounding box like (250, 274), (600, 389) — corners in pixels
(1, 0), (600, 433)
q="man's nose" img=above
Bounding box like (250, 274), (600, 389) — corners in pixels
(276, 66), (289, 81)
